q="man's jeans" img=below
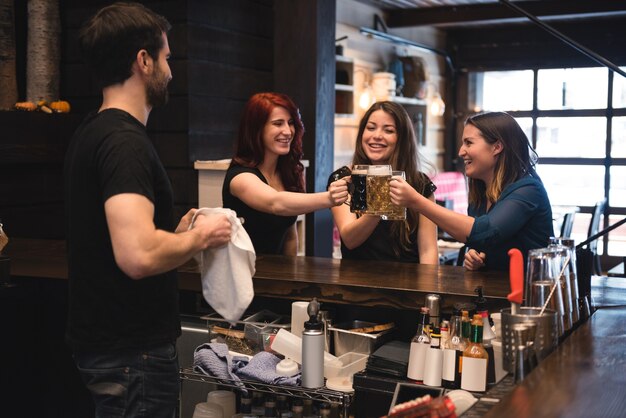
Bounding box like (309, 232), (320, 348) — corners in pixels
(74, 342), (179, 418)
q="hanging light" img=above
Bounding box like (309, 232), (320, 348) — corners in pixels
(359, 84), (374, 110)
(429, 88), (445, 117)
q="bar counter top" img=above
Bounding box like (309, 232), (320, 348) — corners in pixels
(5, 238), (511, 309)
(482, 305), (626, 418)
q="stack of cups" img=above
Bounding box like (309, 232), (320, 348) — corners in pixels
(192, 401), (223, 418)
(207, 391), (236, 418)
(490, 312), (508, 383)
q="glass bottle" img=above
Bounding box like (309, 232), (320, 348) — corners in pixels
(239, 391), (252, 414)
(291, 399), (304, 418)
(407, 306), (431, 381)
(251, 391), (265, 417)
(442, 311), (465, 389)
(263, 397), (278, 418)
(461, 314), (489, 392)
(439, 319), (450, 349)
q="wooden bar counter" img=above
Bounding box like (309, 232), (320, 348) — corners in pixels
(481, 305), (626, 418)
(6, 238), (511, 310)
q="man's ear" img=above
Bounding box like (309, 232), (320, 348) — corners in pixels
(136, 50), (151, 73)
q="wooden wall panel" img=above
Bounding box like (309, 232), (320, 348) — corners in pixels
(1, 0), (276, 240)
(449, 18), (626, 71)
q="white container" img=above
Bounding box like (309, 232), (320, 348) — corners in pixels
(372, 72), (396, 101)
(291, 301), (309, 338)
(207, 391), (235, 418)
(324, 352), (369, 378)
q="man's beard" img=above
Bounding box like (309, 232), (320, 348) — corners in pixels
(146, 63), (170, 109)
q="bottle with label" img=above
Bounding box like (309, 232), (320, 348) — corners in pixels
(291, 399), (304, 418)
(442, 311), (465, 389)
(276, 395), (290, 418)
(251, 391), (265, 417)
(423, 327), (443, 387)
(263, 397), (278, 418)
(475, 286), (497, 387)
(461, 313), (489, 392)
(239, 391), (252, 414)
(407, 306), (431, 381)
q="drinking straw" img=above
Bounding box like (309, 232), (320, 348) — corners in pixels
(539, 254), (571, 316)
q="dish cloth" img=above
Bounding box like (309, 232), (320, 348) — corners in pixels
(236, 351), (301, 386)
(190, 207), (255, 323)
(193, 342), (248, 388)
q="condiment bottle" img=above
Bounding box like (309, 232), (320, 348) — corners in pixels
(407, 306), (431, 381)
(423, 327), (443, 387)
(475, 287), (496, 387)
(461, 314), (488, 392)
(302, 298), (324, 388)
(442, 312), (463, 389)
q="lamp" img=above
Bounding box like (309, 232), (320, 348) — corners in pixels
(355, 69), (375, 111)
(429, 83), (445, 117)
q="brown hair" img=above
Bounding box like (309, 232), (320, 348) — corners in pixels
(465, 111), (539, 207)
(353, 101), (433, 255)
(80, 2), (171, 88)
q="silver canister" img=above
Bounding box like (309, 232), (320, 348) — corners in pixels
(425, 294), (441, 328)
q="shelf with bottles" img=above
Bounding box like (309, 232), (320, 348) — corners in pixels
(180, 367), (353, 415)
(335, 55), (354, 116)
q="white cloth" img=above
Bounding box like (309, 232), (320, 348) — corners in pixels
(190, 208), (255, 322)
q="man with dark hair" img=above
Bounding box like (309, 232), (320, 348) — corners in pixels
(64, 3), (232, 416)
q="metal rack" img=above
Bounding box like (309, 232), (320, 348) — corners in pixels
(180, 367), (354, 416)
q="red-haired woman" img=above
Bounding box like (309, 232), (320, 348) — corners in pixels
(223, 92), (348, 255)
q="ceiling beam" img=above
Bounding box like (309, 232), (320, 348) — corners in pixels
(386, 0), (626, 28)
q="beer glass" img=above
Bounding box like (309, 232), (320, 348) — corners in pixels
(365, 165), (392, 215)
(350, 165), (368, 214)
(382, 170), (406, 221)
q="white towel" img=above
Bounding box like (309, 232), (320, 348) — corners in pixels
(190, 208), (255, 322)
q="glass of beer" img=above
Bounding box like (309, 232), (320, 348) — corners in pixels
(382, 170), (406, 221)
(366, 165), (392, 215)
(350, 165), (369, 214)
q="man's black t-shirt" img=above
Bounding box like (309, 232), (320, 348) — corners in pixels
(64, 109), (180, 351)
(222, 165), (297, 255)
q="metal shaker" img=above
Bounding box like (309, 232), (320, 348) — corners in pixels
(302, 298), (324, 388)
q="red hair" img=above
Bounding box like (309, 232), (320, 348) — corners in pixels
(232, 92), (305, 192)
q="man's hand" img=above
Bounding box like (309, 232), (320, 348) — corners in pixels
(190, 212), (232, 250)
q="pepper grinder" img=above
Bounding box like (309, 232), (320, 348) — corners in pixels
(302, 298), (324, 388)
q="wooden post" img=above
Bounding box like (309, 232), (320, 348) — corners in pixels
(0, 0), (18, 109)
(26, 0), (60, 103)
(274, 0), (336, 257)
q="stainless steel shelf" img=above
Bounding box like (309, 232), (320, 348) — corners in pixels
(180, 367), (353, 408)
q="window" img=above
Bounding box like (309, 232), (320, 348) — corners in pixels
(464, 68), (626, 260)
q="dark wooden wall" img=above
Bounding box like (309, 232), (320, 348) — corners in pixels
(0, 0), (274, 240)
(447, 17), (626, 71)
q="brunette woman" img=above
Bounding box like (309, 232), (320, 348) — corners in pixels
(390, 111), (553, 271)
(331, 101), (439, 264)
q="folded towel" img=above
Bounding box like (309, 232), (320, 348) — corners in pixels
(236, 351), (301, 386)
(190, 208), (255, 323)
(193, 342), (248, 388)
